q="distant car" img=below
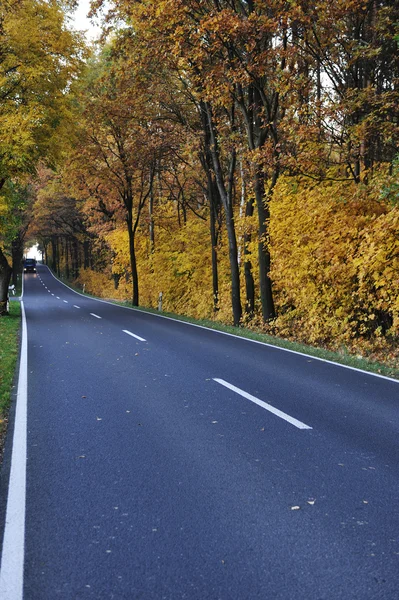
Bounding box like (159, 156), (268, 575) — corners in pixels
(24, 258), (37, 273)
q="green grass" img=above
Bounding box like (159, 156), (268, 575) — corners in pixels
(0, 301), (21, 445)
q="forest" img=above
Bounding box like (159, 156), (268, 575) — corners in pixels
(0, 0), (398, 366)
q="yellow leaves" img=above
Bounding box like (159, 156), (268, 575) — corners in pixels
(269, 172), (399, 351)
(0, 0), (84, 190)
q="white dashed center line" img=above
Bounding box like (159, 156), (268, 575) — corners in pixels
(213, 378), (312, 430)
(56, 296), (60, 300)
(63, 300), (68, 303)
(73, 305), (80, 309)
(122, 330), (146, 342)
(90, 313), (101, 319)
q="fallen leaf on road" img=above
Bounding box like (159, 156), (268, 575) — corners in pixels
(291, 506), (301, 511)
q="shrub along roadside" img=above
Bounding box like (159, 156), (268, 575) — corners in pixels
(0, 301), (21, 464)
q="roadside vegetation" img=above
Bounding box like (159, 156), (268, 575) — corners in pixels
(1, 3), (398, 378)
(0, 301), (20, 462)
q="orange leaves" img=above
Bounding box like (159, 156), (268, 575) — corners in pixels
(269, 171), (399, 356)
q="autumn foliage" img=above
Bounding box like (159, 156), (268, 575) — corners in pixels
(1, 0), (398, 365)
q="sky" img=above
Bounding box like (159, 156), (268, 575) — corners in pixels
(70, 0), (102, 41)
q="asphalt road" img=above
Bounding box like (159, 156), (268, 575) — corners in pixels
(1, 264), (399, 599)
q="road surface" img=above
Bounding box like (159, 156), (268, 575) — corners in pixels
(1, 264), (399, 599)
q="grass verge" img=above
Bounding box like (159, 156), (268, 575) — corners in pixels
(0, 301), (21, 463)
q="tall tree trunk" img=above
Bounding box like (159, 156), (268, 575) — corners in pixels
(200, 107), (221, 314)
(253, 170), (275, 320)
(11, 233), (24, 287)
(209, 177), (220, 312)
(83, 241), (90, 269)
(125, 183), (139, 306)
(51, 236), (57, 272)
(72, 237), (79, 279)
(149, 183), (155, 250)
(205, 102), (242, 326)
(65, 237), (70, 280)
(127, 211), (139, 306)
(240, 159), (255, 316)
(42, 241), (48, 264)
(237, 82), (276, 322)
(0, 248), (12, 316)
(243, 195), (255, 316)
(201, 146), (221, 313)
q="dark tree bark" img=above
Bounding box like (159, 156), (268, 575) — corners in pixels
(11, 233), (24, 287)
(253, 170), (275, 320)
(205, 101), (242, 326)
(51, 236), (58, 273)
(242, 194), (255, 316)
(0, 248), (12, 316)
(83, 240), (90, 269)
(199, 114), (222, 314)
(124, 166), (155, 307)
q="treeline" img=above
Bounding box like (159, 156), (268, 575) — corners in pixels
(1, 1), (399, 362)
(0, 0), (85, 311)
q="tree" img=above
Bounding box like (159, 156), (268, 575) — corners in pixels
(0, 0), (85, 314)
(70, 47), (164, 305)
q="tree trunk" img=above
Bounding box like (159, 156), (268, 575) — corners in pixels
(83, 240), (90, 269)
(205, 102), (242, 326)
(201, 145), (221, 313)
(149, 184), (155, 250)
(0, 248), (13, 316)
(51, 236), (57, 272)
(254, 170), (275, 321)
(12, 233), (24, 287)
(243, 196), (255, 317)
(236, 82), (276, 322)
(65, 237), (70, 280)
(127, 212), (139, 306)
(239, 159), (255, 316)
(72, 237), (79, 279)
(209, 177), (220, 312)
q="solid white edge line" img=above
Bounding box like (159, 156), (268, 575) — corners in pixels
(0, 302), (28, 600)
(213, 378), (312, 430)
(122, 329), (146, 342)
(42, 266), (398, 384)
(20, 272), (24, 300)
(90, 313), (101, 319)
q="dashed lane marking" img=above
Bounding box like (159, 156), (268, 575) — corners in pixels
(122, 330), (146, 342)
(213, 378), (312, 430)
